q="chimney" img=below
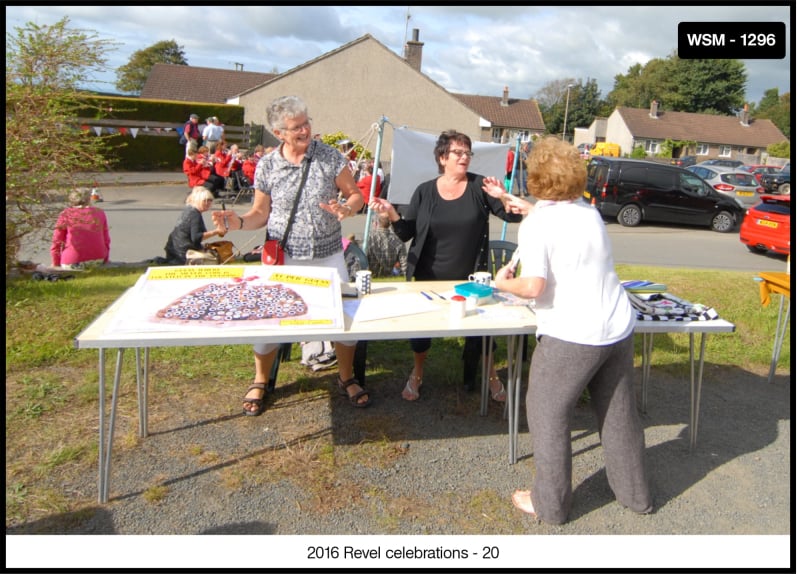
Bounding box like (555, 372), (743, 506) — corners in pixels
(404, 28), (424, 72)
(649, 100), (659, 119)
(740, 103), (750, 126)
(501, 86), (509, 107)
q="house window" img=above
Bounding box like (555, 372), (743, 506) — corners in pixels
(518, 130), (530, 142)
(719, 145), (732, 157)
(645, 140), (659, 154)
(492, 128), (504, 143)
(697, 144), (709, 156)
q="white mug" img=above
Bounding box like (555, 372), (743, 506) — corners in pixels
(468, 271), (492, 286)
(355, 269), (372, 295)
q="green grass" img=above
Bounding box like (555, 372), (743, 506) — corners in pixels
(5, 264), (791, 528)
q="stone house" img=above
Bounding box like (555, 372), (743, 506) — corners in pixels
(576, 100), (787, 163)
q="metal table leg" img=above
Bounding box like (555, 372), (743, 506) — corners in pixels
(480, 336), (492, 416)
(135, 348), (149, 437)
(640, 333), (654, 413)
(767, 295), (790, 384)
(689, 333), (707, 451)
(508, 334), (525, 464)
(98, 348), (125, 503)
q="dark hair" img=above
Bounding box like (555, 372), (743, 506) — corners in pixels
(434, 130), (471, 174)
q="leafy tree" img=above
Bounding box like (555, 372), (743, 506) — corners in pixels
(535, 79), (605, 138)
(753, 88), (791, 139)
(6, 17), (117, 273)
(607, 52), (746, 115)
(115, 40), (187, 94)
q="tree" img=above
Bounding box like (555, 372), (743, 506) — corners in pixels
(115, 40), (187, 94)
(535, 79), (605, 137)
(753, 88), (791, 140)
(6, 17), (117, 273)
(607, 52), (746, 115)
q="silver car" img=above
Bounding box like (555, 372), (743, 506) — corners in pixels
(686, 164), (764, 208)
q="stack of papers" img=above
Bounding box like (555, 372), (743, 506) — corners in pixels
(622, 280), (667, 293)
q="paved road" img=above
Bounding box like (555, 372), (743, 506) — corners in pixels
(20, 172), (788, 273)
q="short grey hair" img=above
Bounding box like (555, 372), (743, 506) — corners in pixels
(68, 188), (92, 207)
(267, 95), (308, 130)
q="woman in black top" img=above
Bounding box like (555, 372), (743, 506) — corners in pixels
(164, 186), (226, 264)
(370, 130), (522, 401)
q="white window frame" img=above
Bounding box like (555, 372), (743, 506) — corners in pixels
(719, 145), (732, 157)
(697, 143), (709, 156)
(491, 127), (504, 143)
(645, 140), (659, 154)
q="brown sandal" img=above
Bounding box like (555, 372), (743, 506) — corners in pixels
(242, 382), (267, 416)
(337, 377), (372, 408)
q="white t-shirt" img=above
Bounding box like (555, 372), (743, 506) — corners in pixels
(518, 199), (634, 345)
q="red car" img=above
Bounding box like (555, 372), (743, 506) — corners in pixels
(738, 164), (782, 183)
(739, 195), (791, 256)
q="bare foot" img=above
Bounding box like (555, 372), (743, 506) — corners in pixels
(511, 489), (537, 516)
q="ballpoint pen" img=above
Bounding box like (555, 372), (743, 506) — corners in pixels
(420, 291), (433, 300)
(429, 290), (446, 300)
(222, 201), (228, 230)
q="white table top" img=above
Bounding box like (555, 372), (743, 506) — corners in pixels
(74, 280), (538, 349)
(74, 276), (735, 350)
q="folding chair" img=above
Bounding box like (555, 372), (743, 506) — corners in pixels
(267, 242), (370, 391)
(230, 171), (254, 204)
(488, 240), (529, 362)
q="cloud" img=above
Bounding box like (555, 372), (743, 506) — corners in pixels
(5, 5), (791, 103)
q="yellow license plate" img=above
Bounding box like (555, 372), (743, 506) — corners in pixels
(756, 219), (778, 228)
(736, 190), (754, 196)
(583, 191), (591, 199)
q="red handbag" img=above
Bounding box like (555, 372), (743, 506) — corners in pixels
(261, 239), (285, 266)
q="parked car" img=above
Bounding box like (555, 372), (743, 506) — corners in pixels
(760, 163), (791, 195)
(737, 164), (782, 183)
(583, 157), (743, 232)
(685, 164), (763, 208)
(670, 155), (697, 168)
(739, 195), (791, 256)
(698, 158), (745, 169)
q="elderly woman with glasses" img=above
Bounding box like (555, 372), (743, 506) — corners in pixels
(163, 186), (227, 264)
(369, 130), (523, 402)
(213, 95), (369, 416)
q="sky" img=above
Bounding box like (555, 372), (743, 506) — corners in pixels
(5, 4), (793, 106)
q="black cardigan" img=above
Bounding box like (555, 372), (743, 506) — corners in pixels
(391, 172), (522, 280)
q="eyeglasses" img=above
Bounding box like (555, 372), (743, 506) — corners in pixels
(281, 119), (312, 134)
(449, 149), (474, 158)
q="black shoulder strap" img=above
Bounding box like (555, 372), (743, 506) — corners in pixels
(277, 154), (313, 249)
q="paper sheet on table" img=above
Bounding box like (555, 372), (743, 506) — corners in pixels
(345, 293), (441, 322)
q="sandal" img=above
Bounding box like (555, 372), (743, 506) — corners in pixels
(511, 490), (538, 518)
(242, 382), (267, 416)
(402, 372), (422, 401)
(489, 375), (507, 403)
(337, 377), (372, 408)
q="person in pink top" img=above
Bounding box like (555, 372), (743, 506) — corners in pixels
(50, 188), (110, 269)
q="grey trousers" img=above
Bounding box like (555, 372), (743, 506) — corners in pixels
(527, 333), (652, 524)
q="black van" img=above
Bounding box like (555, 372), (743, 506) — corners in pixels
(583, 157), (743, 233)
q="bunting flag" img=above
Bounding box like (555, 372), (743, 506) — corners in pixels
(86, 125), (187, 137)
